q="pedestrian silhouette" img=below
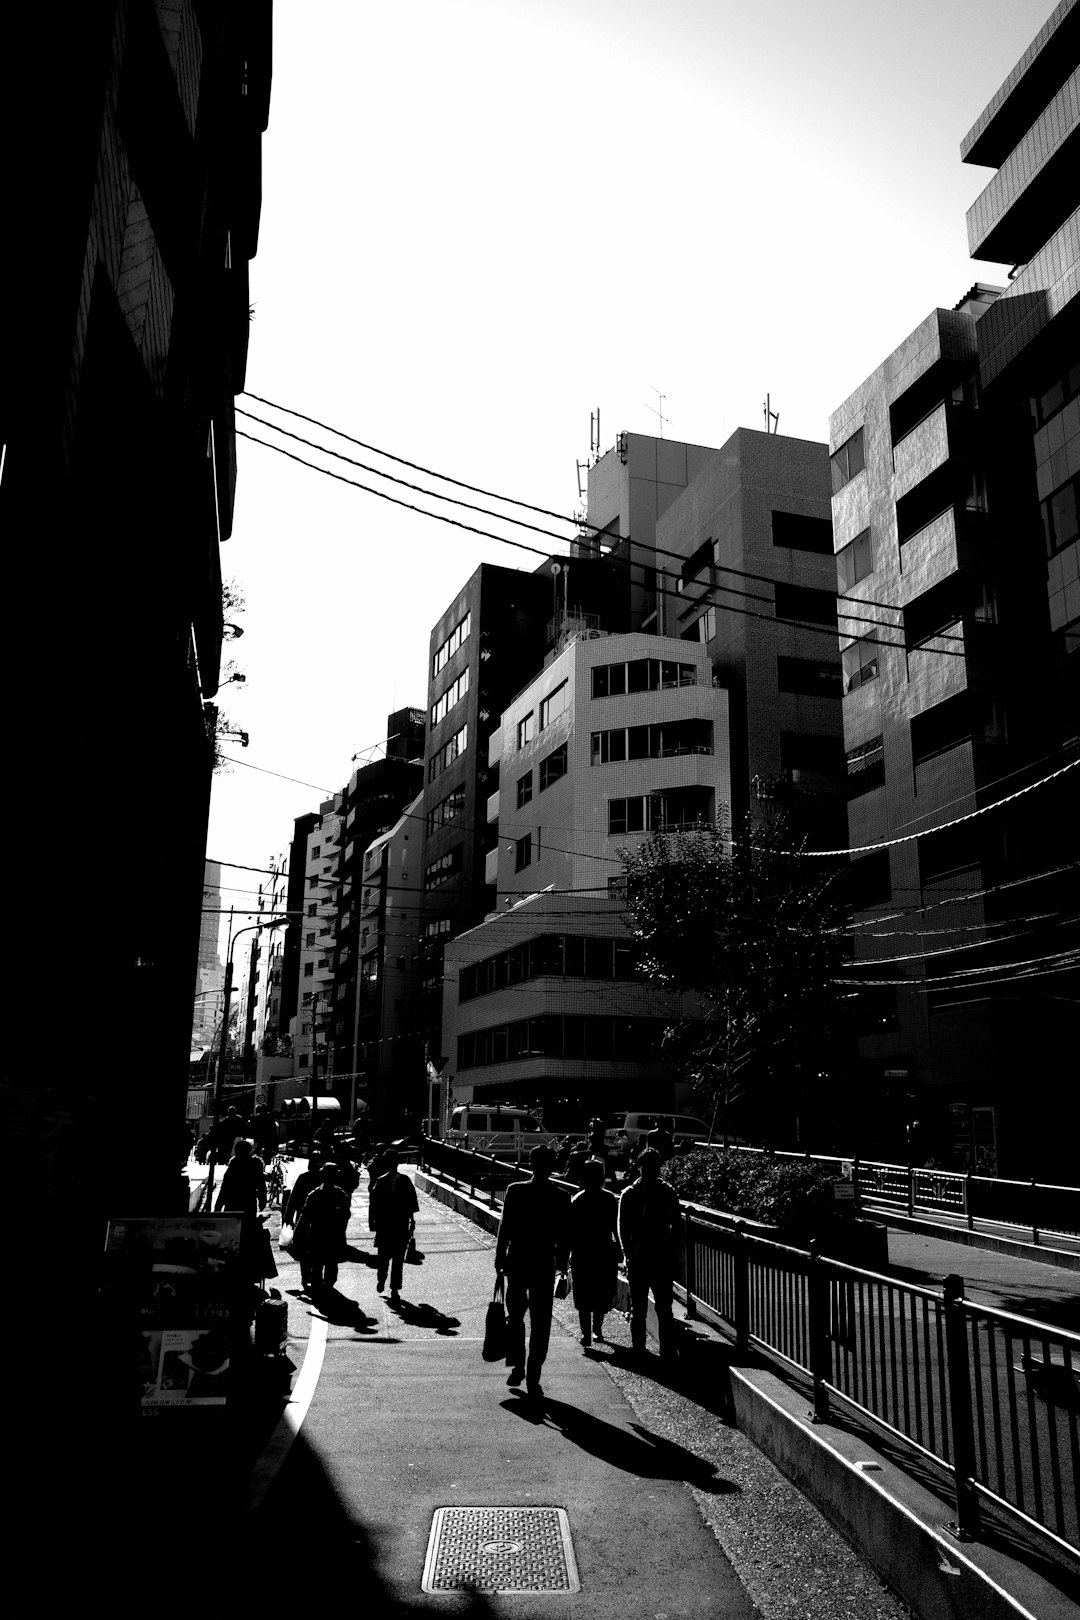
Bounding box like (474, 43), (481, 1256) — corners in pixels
(368, 1148), (419, 1302)
(294, 1164), (350, 1293)
(494, 1144), (570, 1401)
(284, 1153), (324, 1291)
(618, 1148), (681, 1362)
(570, 1158), (620, 1347)
(215, 1137), (267, 1216)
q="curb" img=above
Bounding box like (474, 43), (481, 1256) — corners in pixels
(416, 1166), (1079, 1620)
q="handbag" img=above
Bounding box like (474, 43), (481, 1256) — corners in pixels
(554, 1270), (570, 1300)
(278, 1223), (295, 1251)
(482, 1275), (507, 1363)
(405, 1236), (424, 1265)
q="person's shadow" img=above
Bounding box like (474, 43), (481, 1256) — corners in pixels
(310, 1288), (380, 1332)
(501, 1396), (739, 1493)
(385, 1296), (461, 1336)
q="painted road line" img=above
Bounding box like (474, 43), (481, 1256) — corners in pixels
(245, 1307), (329, 1515)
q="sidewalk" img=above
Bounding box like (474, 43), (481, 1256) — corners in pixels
(233, 1167), (909, 1618)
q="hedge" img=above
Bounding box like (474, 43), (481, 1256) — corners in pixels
(662, 1148), (837, 1233)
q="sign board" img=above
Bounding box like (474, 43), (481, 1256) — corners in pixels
(840, 1159), (854, 1181)
(103, 1215), (242, 1411)
(833, 1181), (856, 1202)
(186, 1088), (211, 1121)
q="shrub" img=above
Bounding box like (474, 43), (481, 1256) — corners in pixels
(662, 1148), (836, 1232)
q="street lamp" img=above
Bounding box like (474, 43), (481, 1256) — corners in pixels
(204, 913), (290, 1208)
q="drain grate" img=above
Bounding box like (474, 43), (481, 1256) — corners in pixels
(422, 1506), (579, 1593)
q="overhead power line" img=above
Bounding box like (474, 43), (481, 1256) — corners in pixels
(236, 426), (966, 660)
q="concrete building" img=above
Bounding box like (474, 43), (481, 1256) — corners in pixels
(485, 631), (729, 899)
(654, 428), (844, 848)
(827, 4), (1079, 1176)
(191, 860), (225, 1052)
(329, 710), (425, 1109)
(293, 797), (344, 1083)
(353, 793), (425, 1129)
(7, 2), (272, 1225)
(436, 631), (729, 1123)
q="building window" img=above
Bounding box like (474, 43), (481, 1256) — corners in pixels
(432, 610), (471, 677)
(302, 991), (313, 1008)
(307, 903), (317, 917)
(1043, 476), (1078, 558)
(776, 657), (842, 698)
(837, 528), (873, 592)
(517, 712), (535, 749)
(298, 1054), (309, 1069)
(846, 735), (884, 797)
(775, 583), (837, 627)
(427, 785), (466, 835)
(423, 917), (452, 940)
(515, 834), (532, 871)
(1034, 361), (1080, 426)
(591, 719), (713, 763)
(841, 637), (879, 693)
(516, 771), (533, 808)
(428, 722), (468, 782)
(771, 510), (833, 555)
(305, 933), (315, 946)
(303, 963), (314, 977)
(308, 876), (318, 889)
(830, 427), (865, 494)
(539, 743), (568, 790)
(431, 666), (470, 726)
(609, 797), (647, 835)
(694, 607), (716, 642)
(425, 845), (463, 890)
(539, 680), (569, 729)
(311, 845), (321, 858)
(592, 658), (695, 697)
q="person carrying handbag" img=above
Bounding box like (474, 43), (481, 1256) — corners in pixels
(368, 1148), (419, 1302)
(494, 1144), (571, 1402)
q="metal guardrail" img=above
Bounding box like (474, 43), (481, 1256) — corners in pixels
(708, 1146), (1080, 1244)
(418, 1138), (1080, 1563)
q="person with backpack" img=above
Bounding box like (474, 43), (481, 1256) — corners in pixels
(368, 1147), (419, 1302)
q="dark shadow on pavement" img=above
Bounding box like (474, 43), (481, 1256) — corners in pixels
(309, 1288), (381, 1332)
(500, 1396), (740, 1493)
(344, 1243), (379, 1266)
(885, 1265), (1080, 1332)
(387, 1297), (461, 1335)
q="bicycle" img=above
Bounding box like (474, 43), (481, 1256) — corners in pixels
(266, 1154), (287, 1210)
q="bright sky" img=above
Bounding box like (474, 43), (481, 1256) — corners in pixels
(208, 0), (1054, 938)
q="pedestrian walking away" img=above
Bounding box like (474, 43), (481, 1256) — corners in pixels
(293, 1164), (351, 1294)
(618, 1148), (681, 1362)
(569, 1157), (620, 1348)
(368, 1148), (419, 1301)
(283, 1153), (324, 1291)
(494, 1143), (570, 1401)
(215, 1137), (267, 1217)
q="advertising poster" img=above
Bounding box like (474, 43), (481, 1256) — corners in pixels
(104, 1216), (242, 1410)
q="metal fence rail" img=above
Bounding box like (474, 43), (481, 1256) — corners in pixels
(675, 1206), (1080, 1561)
(707, 1146), (1080, 1242)
(417, 1140), (1079, 1563)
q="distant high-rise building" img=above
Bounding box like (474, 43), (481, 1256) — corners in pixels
(191, 861), (225, 1052)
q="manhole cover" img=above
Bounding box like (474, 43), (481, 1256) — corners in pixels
(422, 1506), (580, 1593)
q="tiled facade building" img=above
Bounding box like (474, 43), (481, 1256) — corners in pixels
(829, 3), (1078, 1175)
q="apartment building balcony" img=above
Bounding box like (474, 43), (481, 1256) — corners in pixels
(486, 787), (500, 825)
(485, 846), (499, 886)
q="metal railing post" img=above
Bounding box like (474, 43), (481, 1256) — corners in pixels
(942, 1275), (979, 1541)
(907, 1161), (915, 1217)
(964, 1172), (973, 1231)
(470, 1148), (477, 1200)
(1030, 1179), (1040, 1246)
(683, 1210), (697, 1320)
(733, 1222), (749, 1353)
(807, 1242), (831, 1425)
(852, 1156), (861, 1213)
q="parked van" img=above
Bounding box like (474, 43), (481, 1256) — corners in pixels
(607, 1111), (716, 1166)
(446, 1106), (557, 1160)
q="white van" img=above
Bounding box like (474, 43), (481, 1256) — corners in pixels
(446, 1106), (557, 1160)
(607, 1111), (715, 1165)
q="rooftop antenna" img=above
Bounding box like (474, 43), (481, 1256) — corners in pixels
(763, 394), (779, 434)
(589, 408), (601, 458)
(575, 460), (588, 501)
(646, 386), (671, 439)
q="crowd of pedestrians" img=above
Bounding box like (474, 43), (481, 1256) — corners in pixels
(208, 1105), (684, 1389)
